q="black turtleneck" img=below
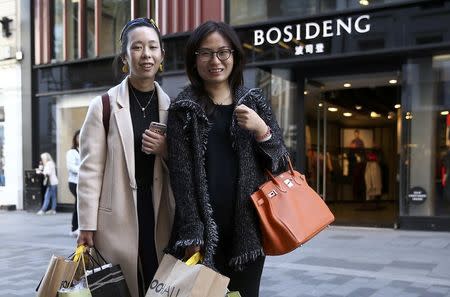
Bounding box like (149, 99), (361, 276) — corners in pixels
(128, 83), (159, 186)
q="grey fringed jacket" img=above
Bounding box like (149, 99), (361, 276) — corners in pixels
(166, 85), (288, 270)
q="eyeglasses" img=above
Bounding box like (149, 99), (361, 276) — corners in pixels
(195, 48), (234, 62)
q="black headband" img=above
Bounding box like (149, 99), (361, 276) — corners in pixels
(119, 17), (160, 42)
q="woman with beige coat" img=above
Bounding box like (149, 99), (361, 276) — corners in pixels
(77, 18), (174, 297)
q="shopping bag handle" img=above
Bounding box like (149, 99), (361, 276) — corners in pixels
(90, 246), (108, 266)
(185, 252), (203, 266)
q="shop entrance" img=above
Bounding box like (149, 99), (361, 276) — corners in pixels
(304, 72), (401, 227)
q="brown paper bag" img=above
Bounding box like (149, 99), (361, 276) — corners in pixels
(36, 255), (79, 297)
(145, 254), (229, 297)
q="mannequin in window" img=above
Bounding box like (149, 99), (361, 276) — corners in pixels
(365, 152), (382, 209)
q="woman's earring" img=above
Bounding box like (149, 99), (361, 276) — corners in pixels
(159, 64), (164, 72)
(122, 64), (129, 73)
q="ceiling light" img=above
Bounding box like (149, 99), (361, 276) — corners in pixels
(359, 0), (369, 5)
(344, 83), (351, 88)
(389, 79), (397, 84)
(406, 112), (413, 120)
(343, 112), (352, 117)
(387, 112), (395, 119)
(394, 104), (401, 109)
(318, 103), (323, 107)
(370, 112), (381, 118)
(304, 91), (308, 95)
(328, 107), (338, 112)
(355, 105), (362, 110)
(441, 111), (449, 116)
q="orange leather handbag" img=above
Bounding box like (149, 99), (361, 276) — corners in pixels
(251, 158), (335, 255)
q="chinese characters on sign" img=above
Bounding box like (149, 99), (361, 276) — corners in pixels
(295, 43), (325, 55)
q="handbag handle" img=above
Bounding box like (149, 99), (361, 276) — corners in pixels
(264, 155), (296, 192)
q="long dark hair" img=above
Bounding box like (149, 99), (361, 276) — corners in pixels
(185, 21), (245, 113)
(113, 18), (163, 79)
(72, 130), (80, 150)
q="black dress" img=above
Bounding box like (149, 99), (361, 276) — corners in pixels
(128, 83), (159, 296)
(206, 104), (265, 297)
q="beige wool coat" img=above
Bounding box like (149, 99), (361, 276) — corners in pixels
(78, 77), (175, 297)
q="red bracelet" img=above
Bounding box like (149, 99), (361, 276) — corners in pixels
(256, 125), (272, 142)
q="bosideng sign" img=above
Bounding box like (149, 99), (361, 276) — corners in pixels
(253, 15), (371, 55)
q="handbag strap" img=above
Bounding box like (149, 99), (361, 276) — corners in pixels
(101, 93), (110, 136)
(264, 155), (296, 191)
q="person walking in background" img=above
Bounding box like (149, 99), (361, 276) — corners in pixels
(77, 18), (174, 297)
(36, 152), (58, 215)
(166, 21), (288, 297)
(66, 130), (80, 237)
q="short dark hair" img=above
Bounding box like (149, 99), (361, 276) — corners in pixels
(113, 18), (163, 79)
(72, 130), (80, 150)
(185, 21), (245, 101)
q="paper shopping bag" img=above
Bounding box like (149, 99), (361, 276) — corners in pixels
(81, 246), (131, 297)
(145, 253), (229, 297)
(226, 292), (242, 297)
(36, 255), (79, 297)
(86, 264), (131, 297)
(58, 288), (92, 297)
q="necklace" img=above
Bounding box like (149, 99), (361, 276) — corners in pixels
(209, 92), (232, 105)
(130, 85), (155, 118)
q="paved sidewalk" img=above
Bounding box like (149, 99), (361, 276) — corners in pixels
(1, 210), (450, 297)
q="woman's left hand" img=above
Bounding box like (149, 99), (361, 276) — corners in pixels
(235, 104), (267, 138)
(142, 130), (167, 159)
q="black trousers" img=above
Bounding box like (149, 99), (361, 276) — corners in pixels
(136, 183), (158, 297)
(68, 182), (78, 232)
(214, 243), (265, 297)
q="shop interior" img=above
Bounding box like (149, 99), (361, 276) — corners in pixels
(304, 72), (401, 227)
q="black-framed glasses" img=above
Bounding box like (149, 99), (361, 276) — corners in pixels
(195, 48), (234, 62)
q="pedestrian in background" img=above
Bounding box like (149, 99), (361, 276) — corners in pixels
(77, 18), (174, 297)
(66, 129), (80, 237)
(166, 21), (288, 297)
(36, 152), (58, 215)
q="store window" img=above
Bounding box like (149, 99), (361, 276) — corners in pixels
(0, 107), (4, 187)
(100, 0), (130, 56)
(52, 0), (64, 61)
(402, 54), (450, 217)
(35, 97), (57, 165)
(87, 0), (95, 58)
(67, 0), (79, 60)
(252, 68), (299, 164)
(229, 0), (412, 25)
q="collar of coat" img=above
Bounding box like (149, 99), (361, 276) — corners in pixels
(113, 76), (171, 112)
(170, 85), (263, 120)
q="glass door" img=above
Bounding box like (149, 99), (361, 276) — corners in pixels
(304, 72), (401, 227)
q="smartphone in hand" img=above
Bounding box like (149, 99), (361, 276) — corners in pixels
(149, 122), (167, 135)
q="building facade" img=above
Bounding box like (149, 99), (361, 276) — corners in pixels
(31, 0), (450, 230)
(0, 0), (32, 210)
(31, 0), (223, 209)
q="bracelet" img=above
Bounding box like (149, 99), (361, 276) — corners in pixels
(256, 125), (272, 142)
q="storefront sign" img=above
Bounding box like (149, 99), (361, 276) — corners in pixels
(408, 187), (427, 204)
(253, 14), (371, 54)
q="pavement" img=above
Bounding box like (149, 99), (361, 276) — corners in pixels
(1, 210), (450, 297)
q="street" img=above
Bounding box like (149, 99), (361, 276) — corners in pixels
(1, 211), (450, 297)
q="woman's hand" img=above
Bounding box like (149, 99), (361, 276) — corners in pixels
(184, 245), (201, 260)
(235, 104), (267, 138)
(77, 230), (95, 247)
(142, 130), (168, 159)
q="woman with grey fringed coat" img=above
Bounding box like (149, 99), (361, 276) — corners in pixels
(166, 21), (288, 296)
